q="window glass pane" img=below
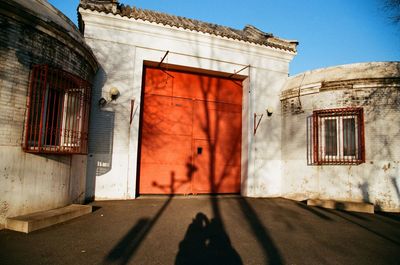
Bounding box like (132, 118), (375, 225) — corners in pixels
(324, 119), (337, 156)
(28, 80), (43, 145)
(343, 118), (356, 156)
(44, 87), (63, 146)
(63, 91), (83, 147)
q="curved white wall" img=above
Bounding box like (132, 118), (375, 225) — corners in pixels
(281, 62), (400, 212)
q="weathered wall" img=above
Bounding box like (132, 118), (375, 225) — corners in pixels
(281, 62), (400, 211)
(79, 8), (296, 199)
(0, 0), (97, 225)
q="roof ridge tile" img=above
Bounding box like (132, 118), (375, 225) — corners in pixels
(79, 0), (297, 52)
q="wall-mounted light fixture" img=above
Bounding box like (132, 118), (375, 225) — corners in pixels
(110, 87), (120, 100)
(254, 107), (274, 135)
(98, 87), (121, 107)
(266, 107), (273, 117)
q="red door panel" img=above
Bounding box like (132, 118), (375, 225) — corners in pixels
(145, 68), (242, 104)
(139, 164), (192, 194)
(192, 139), (241, 194)
(141, 95), (193, 136)
(139, 93), (194, 194)
(139, 67), (242, 194)
(143, 68), (174, 96)
(193, 100), (242, 142)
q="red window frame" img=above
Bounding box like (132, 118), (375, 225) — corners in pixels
(23, 65), (91, 154)
(307, 107), (365, 165)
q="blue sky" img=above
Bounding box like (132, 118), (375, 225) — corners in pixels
(49, 0), (399, 75)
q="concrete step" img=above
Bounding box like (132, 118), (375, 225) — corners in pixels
(307, 199), (374, 214)
(5, 204), (92, 233)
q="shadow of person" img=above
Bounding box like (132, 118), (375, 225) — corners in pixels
(175, 213), (243, 265)
(175, 213), (209, 265)
(206, 218), (243, 265)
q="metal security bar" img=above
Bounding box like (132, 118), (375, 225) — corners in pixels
(307, 107), (365, 165)
(23, 65), (91, 154)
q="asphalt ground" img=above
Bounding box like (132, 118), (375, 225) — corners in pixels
(0, 196), (399, 265)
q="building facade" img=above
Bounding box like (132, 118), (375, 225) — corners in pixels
(79, 0), (297, 200)
(79, 1), (400, 212)
(1, 0), (399, 229)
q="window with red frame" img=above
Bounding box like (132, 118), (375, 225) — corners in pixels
(23, 65), (91, 154)
(307, 107), (365, 165)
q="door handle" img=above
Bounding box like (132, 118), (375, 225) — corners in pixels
(197, 147), (202, 155)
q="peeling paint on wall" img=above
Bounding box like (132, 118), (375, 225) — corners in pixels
(0, 201), (9, 219)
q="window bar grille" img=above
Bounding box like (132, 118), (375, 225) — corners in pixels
(343, 116), (349, 163)
(55, 70), (64, 151)
(306, 115), (312, 165)
(70, 86), (74, 151)
(24, 66), (35, 150)
(49, 72), (55, 149)
(309, 107), (365, 165)
(62, 74), (69, 152)
(70, 77), (75, 150)
(337, 114), (340, 164)
(359, 109), (365, 162)
(23, 65), (91, 154)
(82, 86), (88, 150)
(33, 67), (43, 148)
(313, 112), (319, 164)
(59, 70), (66, 152)
(343, 114), (346, 163)
(72, 84), (78, 151)
(62, 75), (67, 151)
(38, 65), (48, 150)
(66, 76), (72, 151)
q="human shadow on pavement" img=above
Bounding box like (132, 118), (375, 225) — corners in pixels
(175, 212), (242, 265)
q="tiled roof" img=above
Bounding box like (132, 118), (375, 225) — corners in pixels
(79, 0), (298, 52)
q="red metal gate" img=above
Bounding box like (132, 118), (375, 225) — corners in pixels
(139, 67), (242, 194)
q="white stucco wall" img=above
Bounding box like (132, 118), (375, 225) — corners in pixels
(79, 9), (296, 199)
(281, 62), (400, 212)
(0, 148), (87, 226)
